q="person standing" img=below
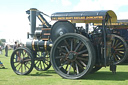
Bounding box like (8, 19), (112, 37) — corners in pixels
(13, 41), (18, 50)
(5, 45), (8, 57)
(13, 42), (20, 61)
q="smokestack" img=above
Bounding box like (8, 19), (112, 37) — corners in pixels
(30, 8), (37, 38)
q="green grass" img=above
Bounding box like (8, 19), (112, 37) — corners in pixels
(0, 50), (128, 85)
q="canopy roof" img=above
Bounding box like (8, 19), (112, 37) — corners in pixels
(51, 10), (117, 23)
(94, 19), (128, 29)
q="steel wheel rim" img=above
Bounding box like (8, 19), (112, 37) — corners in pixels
(51, 33), (95, 79)
(11, 48), (33, 75)
(111, 34), (127, 65)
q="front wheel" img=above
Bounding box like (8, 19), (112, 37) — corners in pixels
(50, 33), (96, 79)
(10, 47), (34, 75)
(34, 52), (51, 71)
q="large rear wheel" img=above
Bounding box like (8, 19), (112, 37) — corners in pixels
(50, 33), (96, 79)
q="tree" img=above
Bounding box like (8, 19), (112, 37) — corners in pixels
(0, 40), (3, 46)
(1, 39), (6, 42)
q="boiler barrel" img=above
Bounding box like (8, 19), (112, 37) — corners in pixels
(26, 40), (53, 51)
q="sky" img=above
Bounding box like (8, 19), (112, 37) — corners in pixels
(0, 0), (128, 43)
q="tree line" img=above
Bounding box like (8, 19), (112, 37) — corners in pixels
(0, 39), (6, 46)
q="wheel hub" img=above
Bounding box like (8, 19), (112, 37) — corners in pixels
(68, 53), (74, 59)
(111, 48), (115, 53)
(20, 59), (24, 64)
(67, 52), (77, 61)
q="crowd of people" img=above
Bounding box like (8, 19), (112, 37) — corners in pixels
(0, 41), (22, 69)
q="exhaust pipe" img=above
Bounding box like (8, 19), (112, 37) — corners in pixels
(30, 8), (37, 38)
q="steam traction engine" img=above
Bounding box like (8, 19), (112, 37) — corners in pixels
(10, 8), (128, 79)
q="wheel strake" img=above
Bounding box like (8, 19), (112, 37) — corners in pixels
(50, 33), (96, 79)
(10, 47), (34, 75)
(34, 51), (51, 71)
(111, 34), (128, 65)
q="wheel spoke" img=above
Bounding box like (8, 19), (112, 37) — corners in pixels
(113, 54), (118, 61)
(65, 64), (69, 71)
(61, 46), (69, 53)
(78, 43), (84, 52)
(18, 64), (22, 72)
(115, 39), (119, 46)
(40, 61), (43, 69)
(81, 54), (88, 57)
(14, 61), (20, 63)
(35, 61), (39, 65)
(43, 61), (46, 69)
(37, 61), (41, 69)
(114, 42), (122, 49)
(116, 55), (121, 60)
(24, 63), (30, 69)
(115, 48), (125, 51)
(80, 60), (86, 67)
(119, 45), (124, 47)
(75, 60), (84, 70)
(71, 40), (73, 51)
(75, 63), (79, 74)
(78, 49), (87, 55)
(118, 51), (124, 54)
(44, 61), (49, 66)
(24, 63), (27, 72)
(67, 63), (72, 74)
(64, 39), (70, 50)
(22, 50), (27, 58)
(26, 61), (31, 65)
(59, 61), (68, 69)
(74, 42), (81, 52)
(57, 47), (67, 53)
(77, 57), (88, 61)
(112, 37), (116, 47)
(21, 64), (23, 73)
(15, 63), (20, 68)
(73, 39), (77, 50)
(116, 52), (123, 57)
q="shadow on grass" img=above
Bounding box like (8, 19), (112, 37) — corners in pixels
(29, 70), (56, 76)
(82, 71), (128, 81)
(29, 72), (52, 76)
(43, 70), (56, 74)
(0, 68), (8, 69)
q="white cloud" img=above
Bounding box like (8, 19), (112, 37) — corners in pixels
(118, 12), (128, 19)
(74, 0), (128, 11)
(61, 0), (72, 6)
(50, 0), (72, 7)
(50, 0), (54, 2)
(0, 13), (29, 43)
(73, 0), (101, 11)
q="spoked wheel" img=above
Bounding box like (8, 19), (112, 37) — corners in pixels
(34, 52), (51, 71)
(50, 33), (96, 79)
(10, 47), (34, 75)
(111, 34), (128, 65)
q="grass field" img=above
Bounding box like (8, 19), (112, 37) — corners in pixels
(0, 50), (128, 85)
